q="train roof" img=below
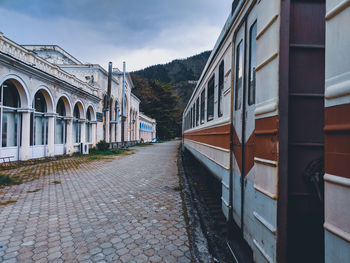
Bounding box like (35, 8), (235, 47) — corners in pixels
(184, 0), (245, 114)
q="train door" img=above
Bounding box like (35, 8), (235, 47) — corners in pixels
(241, 10), (257, 243)
(232, 22), (246, 228)
(232, 8), (257, 241)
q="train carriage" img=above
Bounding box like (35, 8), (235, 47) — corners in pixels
(183, 0), (349, 262)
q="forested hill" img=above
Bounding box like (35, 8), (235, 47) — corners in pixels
(135, 51), (210, 84)
(133, 51), (210, 108)
(131, 50), (211, 139)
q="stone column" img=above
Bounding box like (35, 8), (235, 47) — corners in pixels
(65, 117), (73, 155)
(80, 119), (86, 143)
(91, 121), (97, 147)
(46, 113), (56, 157)
(19, 110), (31, 161)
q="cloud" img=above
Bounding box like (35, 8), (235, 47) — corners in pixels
(0, 0), (232, 71)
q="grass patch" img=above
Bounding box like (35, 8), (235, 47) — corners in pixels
(157, 139), (172, 143)
(53, 180), (61, 184)
(0, 175), (22, 186)
(132, 142), (152, 147)
(0, 200), (17, 206)
(89, 147), (132, 156)
(0, 155), (70, 171)
(26, 188), (41, 193)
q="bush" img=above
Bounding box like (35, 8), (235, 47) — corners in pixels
(0, 175), (21, 186)
(96, 140), (109, 151)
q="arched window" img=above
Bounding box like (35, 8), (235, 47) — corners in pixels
(2, 80), (20, 108)
(115, 101), (120, 122)
(31, 90), (48, 146)
(73, 104), (81, 143)
(1, 80), (21, 147)
(55, 98), (67, 145)
(56, 98), (66, 117)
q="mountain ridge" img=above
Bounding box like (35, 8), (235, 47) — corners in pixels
(131, 50), (211, 138)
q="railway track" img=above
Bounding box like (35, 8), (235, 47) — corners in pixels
(182, 149), (253, 263)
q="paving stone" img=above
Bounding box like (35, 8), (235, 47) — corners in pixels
(0, 141), (191, 262)
(91, 252), (105, 261)
(3, 251), (18, 260)
(47, 251), (61, 261)
(135, 254), (149, 263)
(2, 258), (18, 263)
(16, 251), (33, 261)
(100, 242), (112, 249)
(176, 256), (191, 263)
(33, 251), (49, 261)
(61, 251), (76, 261)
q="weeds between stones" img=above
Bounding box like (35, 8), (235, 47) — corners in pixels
(0, 200), (17, 206)
(26, 188), (41, 193)
(0, 174), (21, 186)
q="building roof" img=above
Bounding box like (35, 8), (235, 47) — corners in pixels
(139, 112), (156, 123)
(22, 45), (82, 65)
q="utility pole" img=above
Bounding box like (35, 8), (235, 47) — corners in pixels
(121, 62), (126, 146)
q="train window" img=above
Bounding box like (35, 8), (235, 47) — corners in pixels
(200, 89), (205, 124)
(218, 61), (224, 117)
(187, 113), (189, 130)
(196, 97), (199, 126)
(191, 106), (194, 128)
(248, 22), (257, 105)
(235, 41), (243, 110)
(207, 76), (215, 121)
(190, 107), (193, 129)
(193, 102), (195, 127)
(192, 105), (195, 127)
(186, 113), (189, 130)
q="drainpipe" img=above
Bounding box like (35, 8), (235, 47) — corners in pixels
(121, 62), (126, 146)
(107, 62), (112, 145)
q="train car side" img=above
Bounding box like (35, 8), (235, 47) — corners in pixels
(324, 1), (350, 262)
(182, 0), (350, 262)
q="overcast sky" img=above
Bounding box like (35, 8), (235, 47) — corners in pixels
(0, 0), (232, 71)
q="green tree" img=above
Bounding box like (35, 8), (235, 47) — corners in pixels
(131, 75), (181, 139)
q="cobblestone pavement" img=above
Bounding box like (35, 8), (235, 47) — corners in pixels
(0, 141), (191, 263)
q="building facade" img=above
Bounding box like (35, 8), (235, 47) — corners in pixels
(139, 113), (156, 142)
(0, 33), (155, 162)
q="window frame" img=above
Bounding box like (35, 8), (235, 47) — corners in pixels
(200, 89), (205, 124)
(196, 97), (199, 126)
(235, 40), (244, 111)
(248, 21), (257, 106)
(218, 61), (224, 117)
(207, 75), (215, 122)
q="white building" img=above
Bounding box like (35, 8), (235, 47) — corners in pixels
(139, 113), (156, 142)
(0, 33), (154, 162)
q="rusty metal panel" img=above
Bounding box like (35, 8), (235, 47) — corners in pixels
(287, 1), (326, 262)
